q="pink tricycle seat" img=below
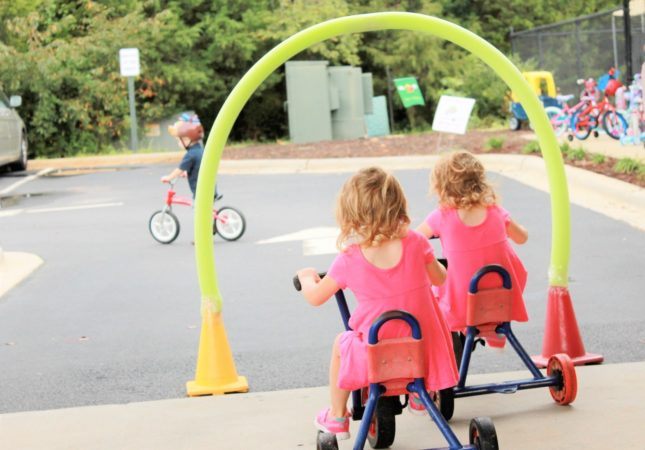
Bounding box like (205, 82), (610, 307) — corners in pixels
(367, 337), (426, 396)
(466, 287), (513, 348)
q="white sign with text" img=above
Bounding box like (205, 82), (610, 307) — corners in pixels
(119, 48), (140, 77)
(432, 95), (476, 135)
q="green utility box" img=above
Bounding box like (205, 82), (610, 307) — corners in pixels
(285, 61), (376, 144)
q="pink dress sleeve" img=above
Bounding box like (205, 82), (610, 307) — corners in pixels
(425, 209), (443, 236)
(497, 205), (512, 225)
(418, 232), (436, 264)
(327, 251), (348, 290)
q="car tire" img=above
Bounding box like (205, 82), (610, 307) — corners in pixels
(9, 131), (28, 172)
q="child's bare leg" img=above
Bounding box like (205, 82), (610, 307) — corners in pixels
(329, 333), (351, 418)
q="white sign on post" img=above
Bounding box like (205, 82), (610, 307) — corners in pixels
(119, 48), (140, 77)
(432, 95), (476, 135)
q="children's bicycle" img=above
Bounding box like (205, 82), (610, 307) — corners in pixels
(293, 273), (499, 450)
(149, 179), (246, 244)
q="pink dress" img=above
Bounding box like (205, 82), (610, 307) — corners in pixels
(425, 205), (528, 331)
(327, 230), (459, 392)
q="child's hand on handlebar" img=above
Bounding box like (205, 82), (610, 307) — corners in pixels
(161, 175), (172, 183)
(296, 268), (321, 287)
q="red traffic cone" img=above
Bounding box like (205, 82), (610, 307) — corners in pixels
(531, 286), (603, 368)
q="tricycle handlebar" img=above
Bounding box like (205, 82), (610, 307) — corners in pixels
(293, 272), (327, 292)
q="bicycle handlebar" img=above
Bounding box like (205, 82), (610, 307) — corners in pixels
(293, 272), (327, 291)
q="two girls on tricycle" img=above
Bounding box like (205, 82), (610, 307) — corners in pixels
(294, 152), (576, 450)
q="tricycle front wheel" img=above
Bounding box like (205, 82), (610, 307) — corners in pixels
(367, 408), (395, 449)
(509, 117), (521, 131)
(316, 431), (339, 450)
(469, 416), (499, 450)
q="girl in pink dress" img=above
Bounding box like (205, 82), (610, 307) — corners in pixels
(416, 151), (529, 347)
(297, 167), (459, 440)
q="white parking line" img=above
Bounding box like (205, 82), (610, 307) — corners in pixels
(0, 209), (23, 218)
(26, 202), (124, 214)
(0, 168), (55, 196)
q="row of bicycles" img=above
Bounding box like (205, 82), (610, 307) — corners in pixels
(544, 91), (628, 142)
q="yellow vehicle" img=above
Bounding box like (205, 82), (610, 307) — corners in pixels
(509, 71), (559, 130)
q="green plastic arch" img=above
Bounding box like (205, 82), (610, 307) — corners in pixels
(195, 12), (571, 313)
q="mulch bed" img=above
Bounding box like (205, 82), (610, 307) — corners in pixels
(222, 130), (645, 188)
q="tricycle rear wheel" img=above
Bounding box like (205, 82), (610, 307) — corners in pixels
(547, 353), (577, 405)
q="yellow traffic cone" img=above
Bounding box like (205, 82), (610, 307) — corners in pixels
(186, 311), (248, 396)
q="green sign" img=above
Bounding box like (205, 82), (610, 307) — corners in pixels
(393, 77), (425, 108)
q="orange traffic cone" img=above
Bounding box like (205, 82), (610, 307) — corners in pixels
(531, 286), (603, 368)
(186, 311), (248, 396)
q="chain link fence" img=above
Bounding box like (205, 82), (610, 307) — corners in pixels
(510, 7), (645, 96)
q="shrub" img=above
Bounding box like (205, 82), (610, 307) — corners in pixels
(521, 140), (540, 154)
(567, 148), (586, 161)
(591, 153), (606, 164)
(613, 158), (643, 175)
(485, 136), (505, 151)
(560, 142), (572, 158)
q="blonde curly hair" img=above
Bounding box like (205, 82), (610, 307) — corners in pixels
(431, 151), (497, 209)
(336, 167), (410, 249)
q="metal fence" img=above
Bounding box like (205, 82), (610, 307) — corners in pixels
(510, 7), (645, 96)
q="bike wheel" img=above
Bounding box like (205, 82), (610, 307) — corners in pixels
(602, 111), (628, 140)
(571, 112), (591, 140)
(149, 210), (180, 244)
(214, 207), (246, 241)
(544, 106), (568, 136)
(469, 417), (499, 450)
(367, 398), (396, 449)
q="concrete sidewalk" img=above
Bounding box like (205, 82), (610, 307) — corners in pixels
(1, 362), (642, 449)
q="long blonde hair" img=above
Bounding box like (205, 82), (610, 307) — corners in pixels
(432, 151), (497, 209)
(336, 167), (410, 249)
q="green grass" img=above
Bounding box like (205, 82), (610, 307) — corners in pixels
(484, 136), (505, 151)
(591, 153), (606, 164)
(559, 142), (572, 158)
(613, 158), (644, 175)
(567, 147), (586, 161)
(521, 140), (540, 154)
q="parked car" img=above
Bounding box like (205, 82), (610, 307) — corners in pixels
(0, 90), (28, 171)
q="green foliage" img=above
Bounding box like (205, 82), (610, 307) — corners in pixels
(613, 158), (644, 175)
(0, 0), (619, 156)
(560, 142), (572, 158)
(485, 136), (505, 151)
(567, 147), (586, 161)
(591, 153), (605, 164)
(521, 140), (541, 154)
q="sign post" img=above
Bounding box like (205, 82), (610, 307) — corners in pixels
(119, 48), (140, 151)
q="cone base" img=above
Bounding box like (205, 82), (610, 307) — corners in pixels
(531, 352), (604, 368)
(186, 376), (249, 397)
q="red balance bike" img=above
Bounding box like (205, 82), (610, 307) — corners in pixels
(149, 179), (246, 244)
